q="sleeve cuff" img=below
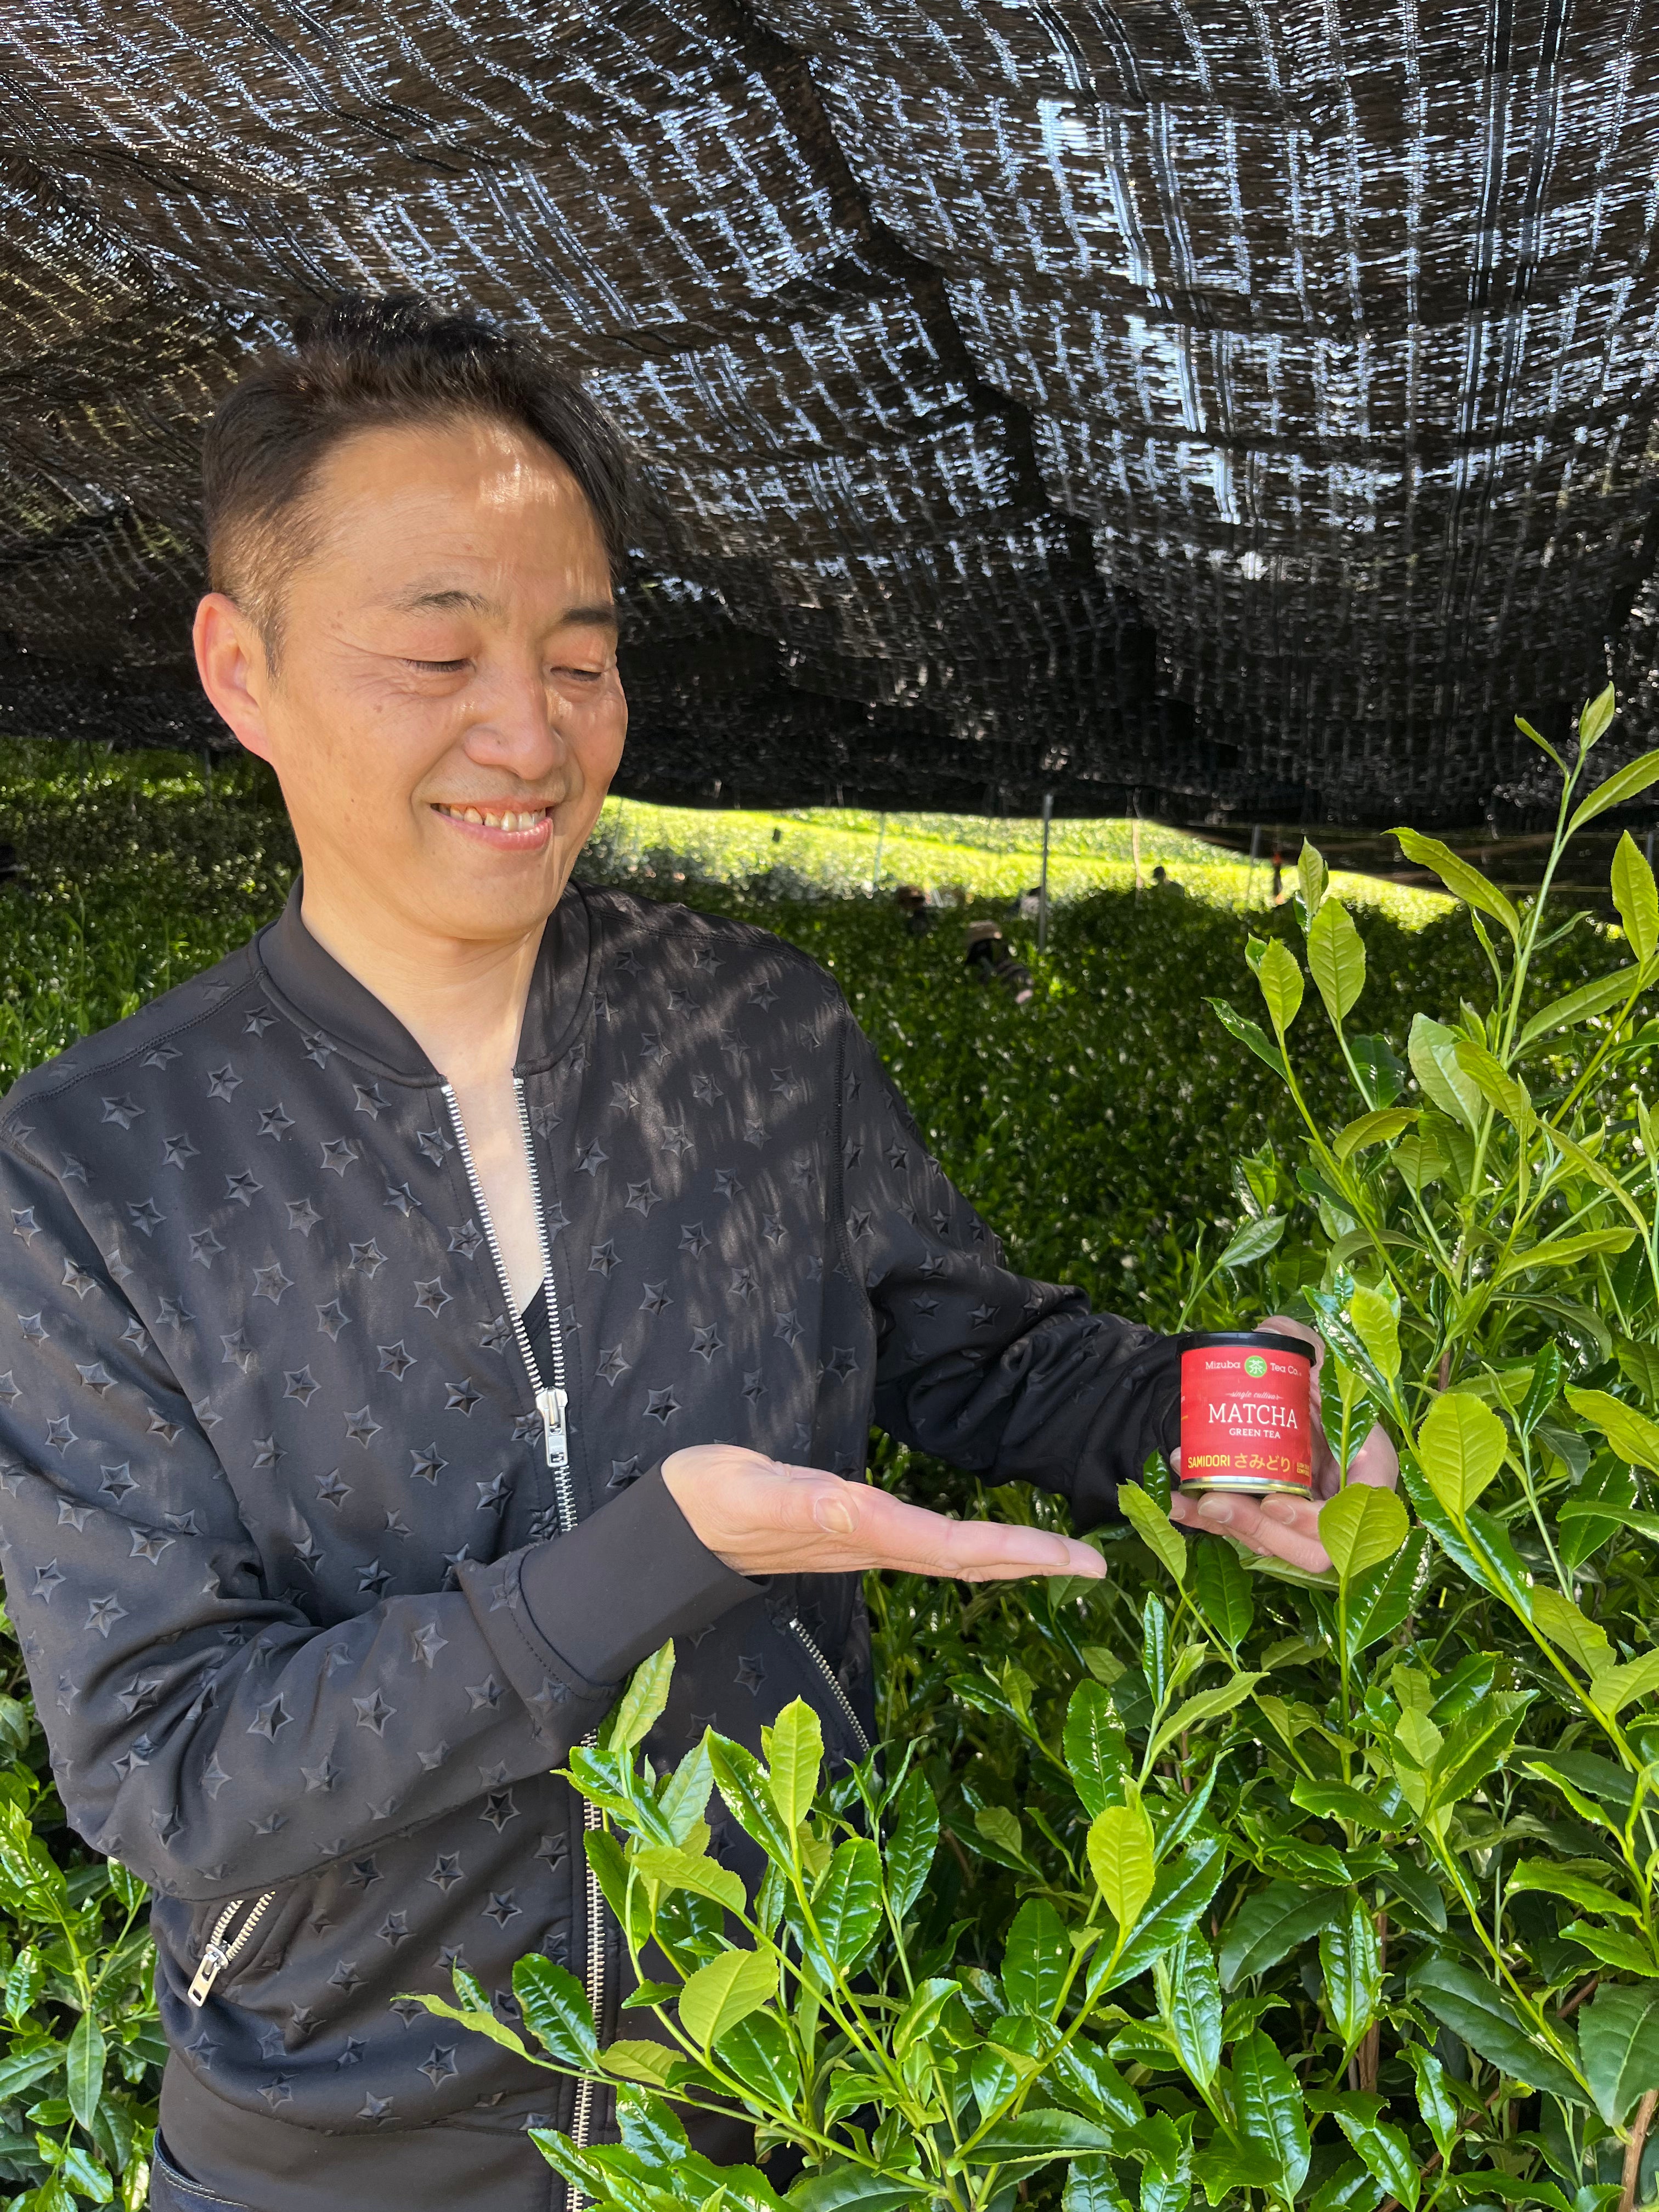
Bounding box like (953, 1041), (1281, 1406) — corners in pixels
(517, 1467), (761, 1686)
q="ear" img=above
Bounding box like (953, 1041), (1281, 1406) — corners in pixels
(193, 592), (276, 764)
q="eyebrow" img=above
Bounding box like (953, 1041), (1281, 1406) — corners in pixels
(390, 586), (619, 633)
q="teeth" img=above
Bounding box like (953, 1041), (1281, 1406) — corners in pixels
(442, 805), (544, 831)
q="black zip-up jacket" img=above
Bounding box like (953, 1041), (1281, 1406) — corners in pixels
(0, 881), (1178, 2174)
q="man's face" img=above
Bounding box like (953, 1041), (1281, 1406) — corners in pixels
(199, 414), (627, 951)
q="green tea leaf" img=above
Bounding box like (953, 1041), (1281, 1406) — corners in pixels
(1088, 1801), (1155, 1932)
(1566, 1386), (1659, 1472)
(1496, 1228), (1635, 1283)
(1299, 842), (1329, 920)
(892, 1978), (963, 2061)
(512, 1955), (601, 2070)
(1507, 1858), (1639, 1921)
(1330, 2108), (1418, 2211)
(972, 1804), (1027, 1865)
(4, 1945), (41, 2025)
(1216, 1212), (1286, 1271)
(1407, 1014), (1482, 1129)
(1192, 1540), (1254, 1649)
(678, 1948), (775, 2051)
(1616, 1338), (1659, 1406)
(708, 1735), (797, 1864)
(1118, 1481), (1186, 1587)
(1344, 1529), (1430, 1654)
(1255, 937), (1305, 1037)
(1561, 1923), (1659, 1976)
(1569, 745), (1659, 833)
(763, 1700), (822, 1834)
(1333, 1108), (1416, 1161)
(958, 2110), (1120, 2168)
(1581, 684), (1620, 749)
(1221, 1882), (1347, 1988)
(597, 2039), (684, 2087)
(1407, 2043), (1458, 2162)
(658, 1736), (715, 1847)
(809, 1837), (882, 1976)
(1146, 1673), (1265, 1764)
(1320, 1902), (1381, 2062)
(1319, 1483), (1409, 1585)
(884, 1767), (939, 1921)
(1594, 1649), (1659, 1714)
(1612, 831), (1659, 962)
(714, 2010), (803, 2108)
(1454, 1038), (1535, 1134)
(1532, 1584), (1615, 1677)
(1290, 1775), (1404, 1831)
(1577, 1980), (1659, 2124)
(630, 1842), (746, 1917)
(1414, 1390), (1506, 1521)
(65, 2008), (104, 2131)
(1063, 1681), (1131, 1819)
(1517, 1343), (1563, 1439)
(1231, 2028), (1311, 2196)
(1519, 967), (1645, 1049)
(1408, 1956), (1583, 2101)
(1346, 1283), (1400, 1381)
(603, 1640), (675, 1756)
(786, 2165), (923, 2209)
(1062, 2157), (1135, 2212)
(1003, 1897), (1071, 2019)
(406, 1990), (532, 2058)
(1207, 996), (1287, 1075)
(1393, 829), (1519, 936)
(1163, 1934), (1222, 2090)
(1308, 899), (1366, 1024)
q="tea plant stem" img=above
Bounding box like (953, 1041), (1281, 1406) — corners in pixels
(1427, 1832), (1588, 2090)
(1622, 2088), (1659, 2212)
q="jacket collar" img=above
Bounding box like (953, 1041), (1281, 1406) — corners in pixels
(255, 878), (596, 1086)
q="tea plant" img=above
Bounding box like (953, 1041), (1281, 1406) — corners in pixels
(473, 690), (1659, 2212)
(0, 1608), (161, 2210)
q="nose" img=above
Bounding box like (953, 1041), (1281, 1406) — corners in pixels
(461, 656), (569, 783)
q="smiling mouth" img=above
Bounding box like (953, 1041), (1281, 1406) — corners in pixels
(432, 802), (554, 833)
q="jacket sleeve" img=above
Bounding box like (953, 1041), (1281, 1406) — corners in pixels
(835, 1007), (1180, 1527)
(0, 1136), (752, 1904)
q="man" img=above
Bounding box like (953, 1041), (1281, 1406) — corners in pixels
(0, 295), (1395, 2211)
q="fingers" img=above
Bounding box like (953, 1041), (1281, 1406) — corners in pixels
(854, 1486), (1104, 1579)
(1346, 1421), (1402, 1491)
(1172, 1487), (1331, 1576)
(676, 1451), (1104, 1581)
(1260, 1314), (1324, 1375)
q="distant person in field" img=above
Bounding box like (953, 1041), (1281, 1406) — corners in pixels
(894, 881), (934, 935)
(1150, 864), (1185, 895)
(0, 292), (1397, 2212)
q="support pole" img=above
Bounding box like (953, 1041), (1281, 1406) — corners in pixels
(871, 812), (886, 897)
(1038, 792), (1053, 955)
(1248, 823), (1262, 906)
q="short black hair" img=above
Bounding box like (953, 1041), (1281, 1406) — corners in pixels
(201, 292), (634, 663)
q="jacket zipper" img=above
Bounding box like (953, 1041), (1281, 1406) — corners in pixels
(445, 1079), (602, 2201)
(187, 1892), (275, 2007)
(789, 1616), (870, 1756)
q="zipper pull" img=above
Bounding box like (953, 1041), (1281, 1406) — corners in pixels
(187, 1942), (229, 2007)
(537, 1385), (569, 1470)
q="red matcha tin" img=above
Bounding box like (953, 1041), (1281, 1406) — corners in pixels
(1178, 1331), (1316, 1498)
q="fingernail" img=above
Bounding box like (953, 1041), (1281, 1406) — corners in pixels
(1199, 1498), (1234, 1526)
(812, 1493), (856, 1534)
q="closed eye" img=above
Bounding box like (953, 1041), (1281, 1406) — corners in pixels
(405, 658), (470, 674)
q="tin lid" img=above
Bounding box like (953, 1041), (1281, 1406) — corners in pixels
(1176, 1329), (1316, 1364)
